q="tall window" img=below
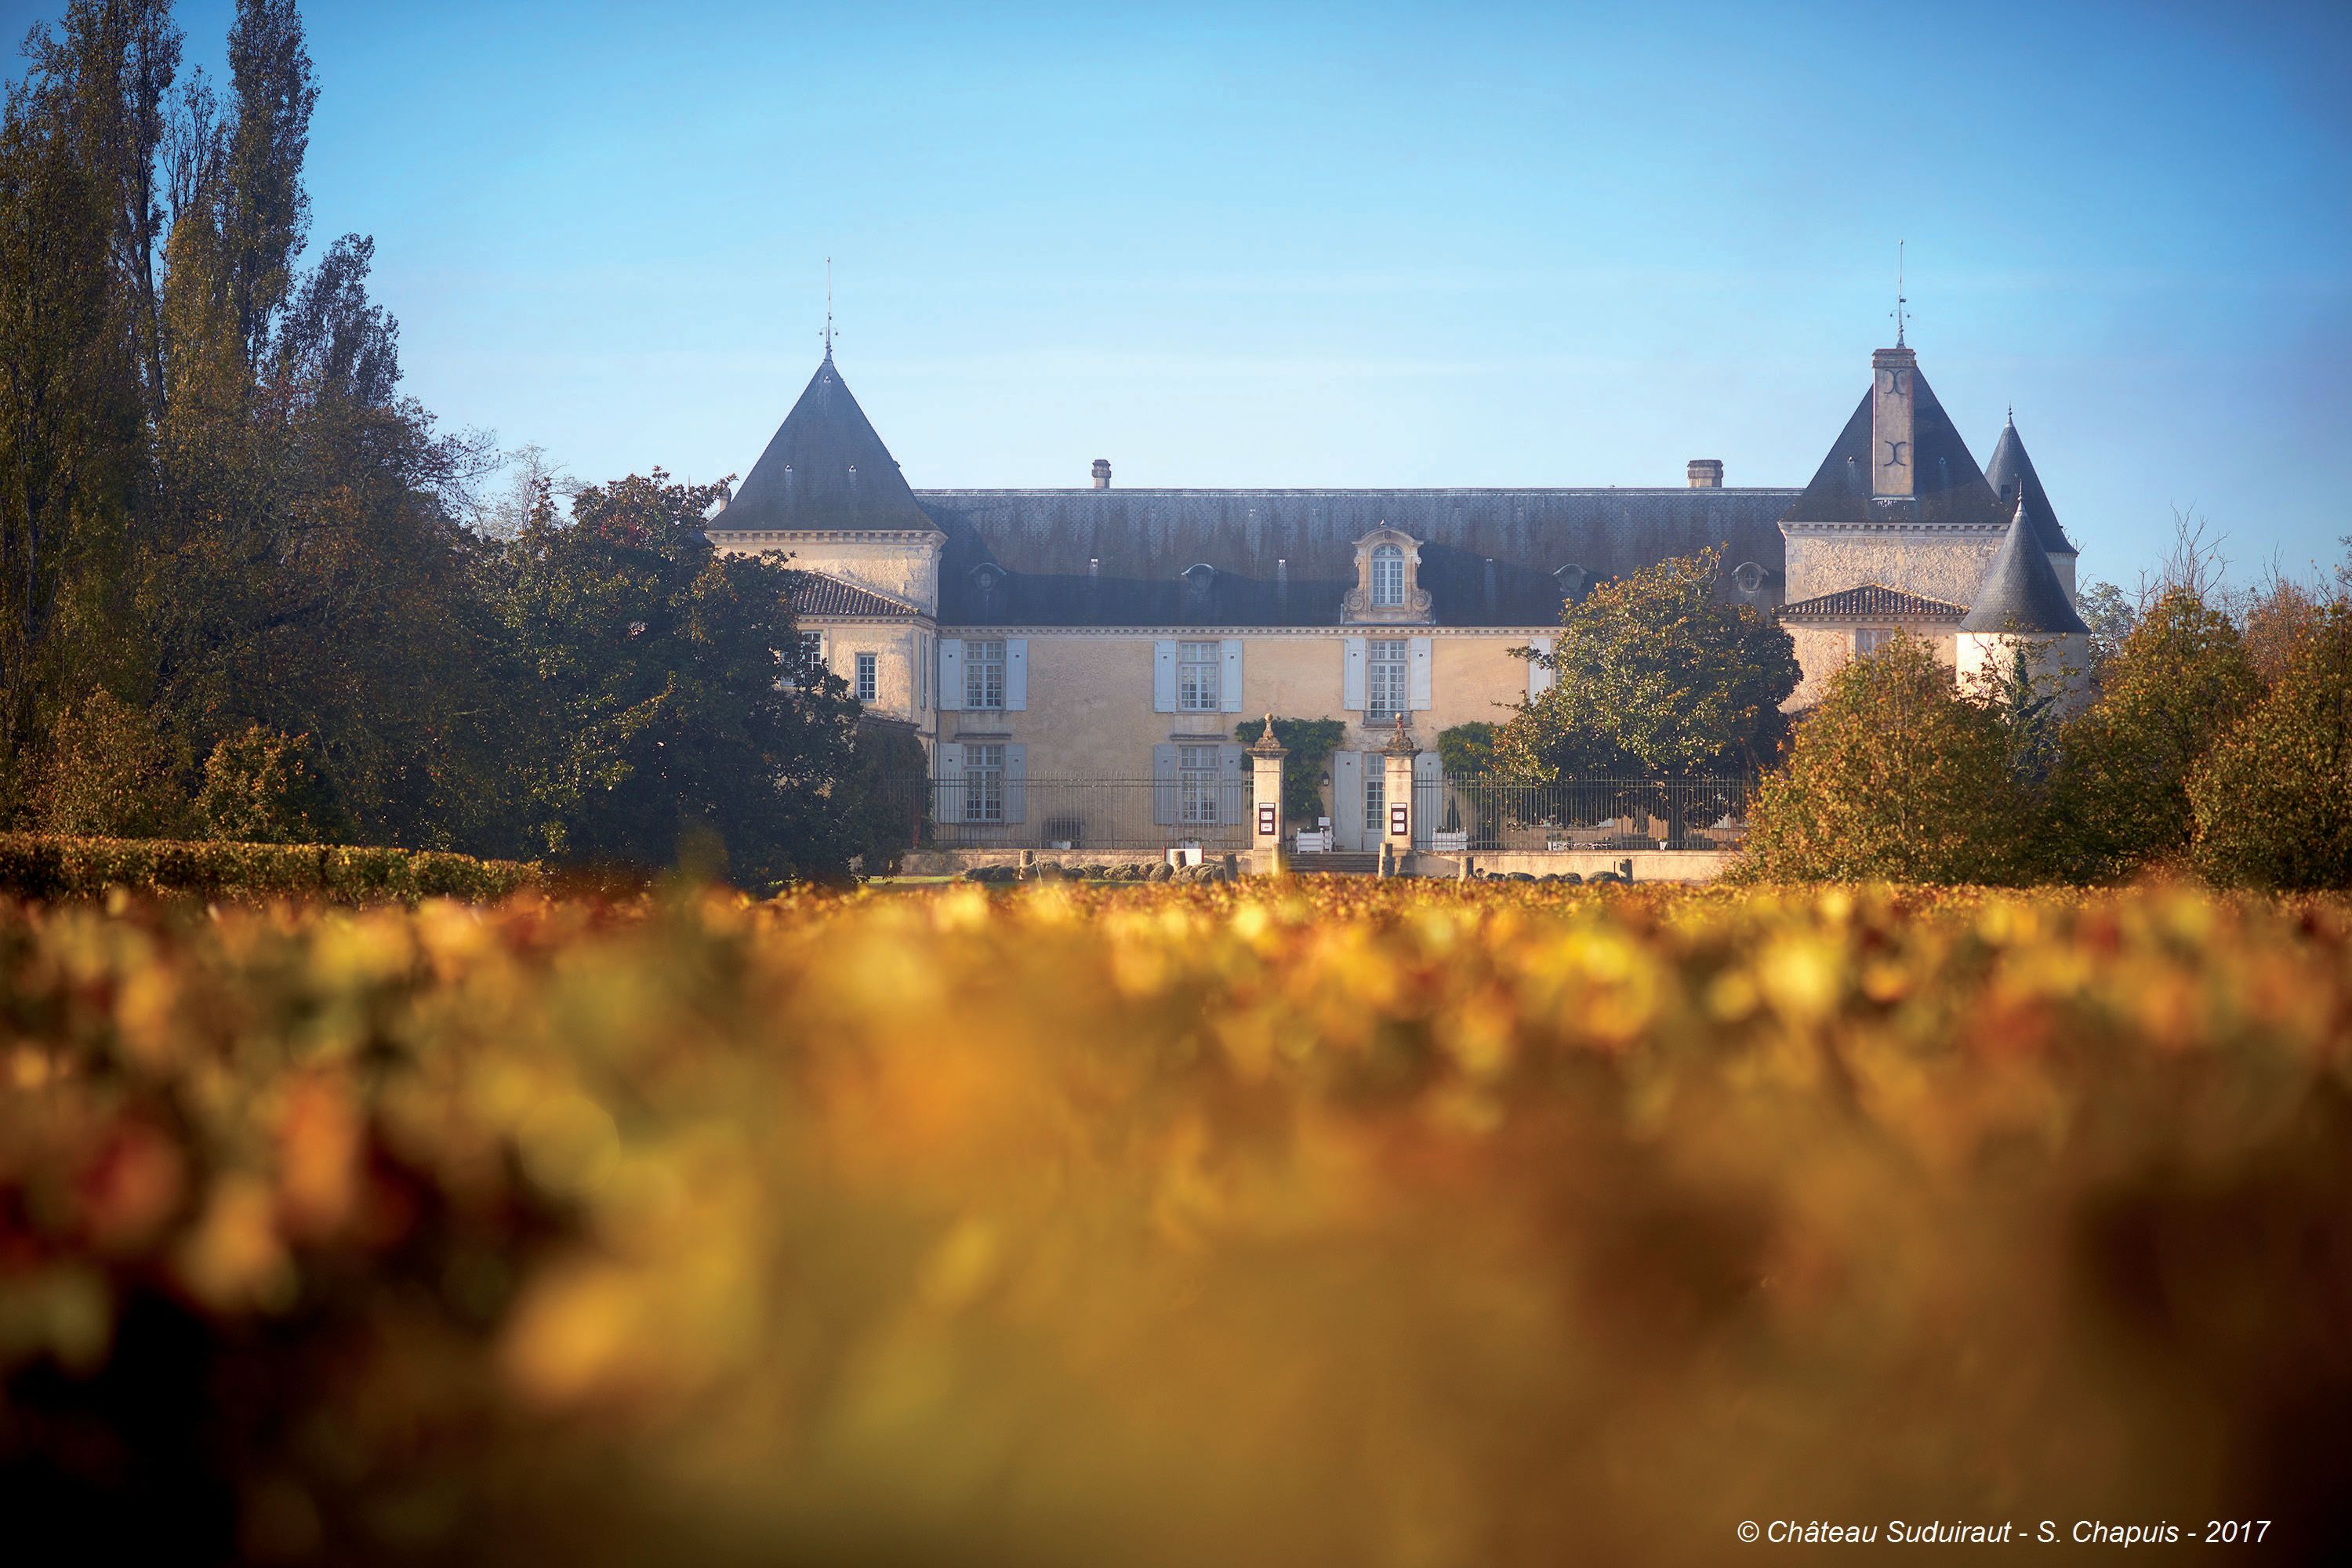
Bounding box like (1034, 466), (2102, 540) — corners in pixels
(780, 630), (825, 690)
(1366, 638), (1408, 720)
(1855, 627), (1896, 656)
(1371, 544), (1405, 608)
(1178, 744), (1221, 826)
(964, 744), (1005, 822)
(855, 651), (878, 702)
(1364, 771), (1385, 833)
(967, 639), (1006, 710)
(1178, 641), (1220, 712)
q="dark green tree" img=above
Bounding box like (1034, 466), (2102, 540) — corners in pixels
(2187, 604), (2352, 890)
(492, 473), (863, 889)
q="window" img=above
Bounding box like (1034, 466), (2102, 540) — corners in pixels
(963, 743), (1005, 822)
(1371, 544), (1405, 608)
(1178, 641), (1220, 712)
(1364, 771), (1385, 833)
(855, 651), (878, 702)
(1856, 627), (1896, 656)
(1178, 744), (1221, 826)
(1367, 638), (1409, 720)
(779, 630), (825, 690)
(967, 639), (1005, 710)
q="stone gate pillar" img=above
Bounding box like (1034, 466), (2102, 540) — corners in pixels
(1381, 713), (1417, 877)
(1249, 715), (1287, 877)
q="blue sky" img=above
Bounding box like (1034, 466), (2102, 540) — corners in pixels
(10, 0), (2350, 583)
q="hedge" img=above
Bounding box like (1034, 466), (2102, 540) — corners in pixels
(0, 830), (542, 902)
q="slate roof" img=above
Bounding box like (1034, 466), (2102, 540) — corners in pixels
(1779, 584), (1969, 622)
(712, 351), (938, 534)
(1983, 414), (2078, 557)
(787, 572), (917, 620)
(913, 487), (1798, 627)
(1959, 499), (2089, 634)
(1781, 365), (2009, 528)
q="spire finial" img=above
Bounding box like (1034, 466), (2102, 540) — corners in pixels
(1893, 238), (1908, 347)
(823, 256), (834, 360)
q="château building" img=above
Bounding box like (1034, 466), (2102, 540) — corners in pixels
(704, 333), (2087, 850)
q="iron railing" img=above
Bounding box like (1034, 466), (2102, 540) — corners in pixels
(854, 772), (1751, 856)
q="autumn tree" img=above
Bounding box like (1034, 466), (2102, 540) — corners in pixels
(1739, 635), (2029, 884)
(2043, 590), (2263, 881)
(2187, 604), (2352, 890)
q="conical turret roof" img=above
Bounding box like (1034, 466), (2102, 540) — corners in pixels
(1984, 412), (2076, 557)
(1960, 495), (2088, 634)
(712, 350), (937, 533)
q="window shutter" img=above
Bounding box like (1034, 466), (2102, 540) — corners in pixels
(938, 639), (964, 711)
(1152, 641), (1178, 713)
(1004, 745), (1027, 824)
(1004, 638), (1028, 710)
(1341, 637), (1367, 711)
(1408, 637), (1433, 710)
(1526, 635), (1555, 702)
(1152, 744), (1178, 826)
(1332, 751), (1363, 844)
(1220, 639), (1244, 713)
(1220, 743), (1247, 826)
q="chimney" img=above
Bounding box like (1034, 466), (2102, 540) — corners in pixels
(1686, 459), (1723, 489)
(1871, 345), (1917, 498)
(1091, 458), (1112, 489)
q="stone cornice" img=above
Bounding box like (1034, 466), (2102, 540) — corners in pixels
(706, 528), (946, 546)
(936, 625), (1555, 637)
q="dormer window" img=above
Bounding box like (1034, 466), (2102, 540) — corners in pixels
(1345, 526), (1430, 625)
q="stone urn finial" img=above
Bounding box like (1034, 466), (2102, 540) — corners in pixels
(1250, 713), (1287, 757)
(1384, 711), (1418, 757)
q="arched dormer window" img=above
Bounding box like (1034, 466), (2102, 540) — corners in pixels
(1554, 564), (1588, 602)
(1345, 526), (1430, 625)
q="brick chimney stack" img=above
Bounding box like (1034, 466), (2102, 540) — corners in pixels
(1091, 458), (1112, 489)
(1686, 459), (1723, 488)
(1871, 346), (1917, 498)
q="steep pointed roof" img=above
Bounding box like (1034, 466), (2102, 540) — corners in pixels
(711, 350), (938, 534)
(1983, 412), (2077, 557)
(1780, 362), (2008, 527)
(1960, 496), (2089, 634)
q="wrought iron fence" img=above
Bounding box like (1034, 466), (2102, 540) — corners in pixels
(853, 771), (1751, 857)
(862, 777), (1257, 854)
(1420, 774), (1753, 852)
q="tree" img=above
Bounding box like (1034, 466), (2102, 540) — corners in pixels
(2186, 604), (2352, 891)
(1495, 546), (1798, 782)
(197, 723), (343, 843)
(1738, 635), (2030, 884)
(41, 688), (191, 837)
(2045, 590), (2262, 881)
(492, 472), (864, 889)
(2077, 579), (2137, 670)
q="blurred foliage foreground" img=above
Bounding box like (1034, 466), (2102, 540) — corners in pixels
(2, 883), (2350, 1566)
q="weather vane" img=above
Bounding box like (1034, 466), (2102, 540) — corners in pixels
(1893, 238), (1908, 347)
(823, 256), (835, 358)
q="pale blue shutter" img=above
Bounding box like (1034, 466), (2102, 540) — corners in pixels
(1408, 637), (1433, 711)
(1004, 639), (1028, 711)
(1005, 745), (1027, 824)
(1152, 744), (1178, 826)
(938, 639), (965, 711)
(1341, 638), (1367, 711)
(1220, 639), (1244, 713)
(1332, 750), (1363, 844)
(1220, 743), (1247, 826)
(1526, 635), (1555, 701)
(1152, 641), (1178, 712)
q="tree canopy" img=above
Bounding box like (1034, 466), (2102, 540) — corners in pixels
(1494, 546), (1798, 782)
